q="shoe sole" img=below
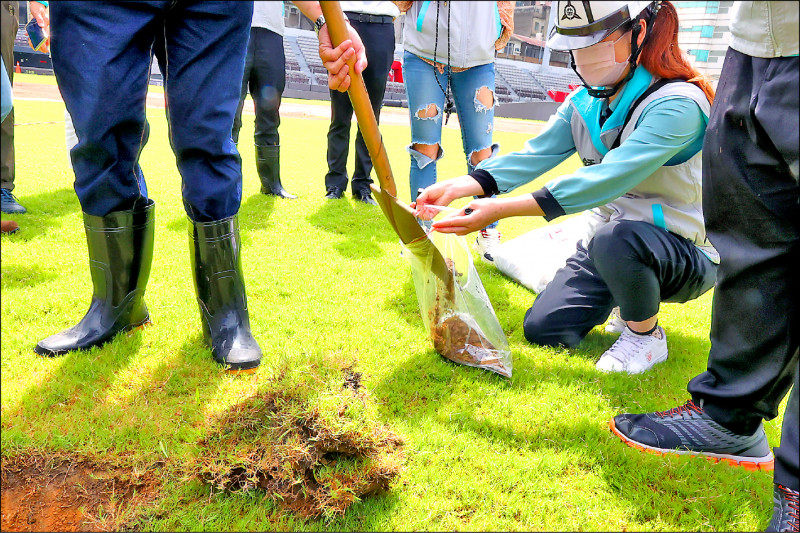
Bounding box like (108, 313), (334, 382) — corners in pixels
(34, 318), (152, 357)
(608, 418), (774, 471)
(226, 366), (258, 375)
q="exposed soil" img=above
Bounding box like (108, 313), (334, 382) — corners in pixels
(1, 455), (160, 532)
(343, 370), (362, 392)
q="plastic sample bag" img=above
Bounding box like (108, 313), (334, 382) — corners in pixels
(403, 231), (512, 378)
(493, 211), (601, 294)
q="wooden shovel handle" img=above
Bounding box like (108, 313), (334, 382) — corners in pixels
(320, 1), (397, 197)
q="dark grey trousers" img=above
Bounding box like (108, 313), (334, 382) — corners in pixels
(687, 48), (799, 491)
(523, 219), (717, 348)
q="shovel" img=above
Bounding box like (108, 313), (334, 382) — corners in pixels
(319, 1), (451, 284)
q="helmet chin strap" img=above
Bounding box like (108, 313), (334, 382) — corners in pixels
(569, 2), (661, 100)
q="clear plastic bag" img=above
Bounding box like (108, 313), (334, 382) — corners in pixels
(403, 231), (512, 378)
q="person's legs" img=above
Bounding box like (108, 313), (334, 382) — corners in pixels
(449, 63), (498, 178)
(350, 17), (394, 200)
(687, 51), (799, 436)
(1, 0), (25, 213)
(162, 1), (250, 222)
(163, 1), (261, 372)
(591, 220), (717, 323)
(450, 63), (501, 259)
(522, 242), (614, 348)
(250, 27), (294, 198)
(325, 81), (354, 197)
(231, 29), (255, 146)
(403, 51), (446, 202)
(51, 1), (158, 216)
(775, 370), (799, 492)
(38, 1), (161, 356)
(590, 220), (717, 373)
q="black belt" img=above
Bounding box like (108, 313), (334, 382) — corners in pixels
(344, 11), (394, 24)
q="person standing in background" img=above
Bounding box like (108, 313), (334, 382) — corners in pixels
(1, 54), (19, 234)
(232, 1), (296, 199)
(0, 0), (43, 214)
(396, 0), (513, 262)
(323, 1), (399, 205)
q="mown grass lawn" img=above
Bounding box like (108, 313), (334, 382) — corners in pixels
(0, 75), (783, 531)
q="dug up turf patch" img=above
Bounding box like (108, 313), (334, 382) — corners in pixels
(1, 454), (160, 532)
(197, 362), (405, 519)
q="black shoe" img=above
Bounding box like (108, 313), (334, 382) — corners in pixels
(767, 484), (799, 532)
(189, 215), (262, 372)
(352, 190), (378, 205)
(255, 144), (296, 199)
(610, 400), (774, 470)
(325, 187), (344, 200)
(35, 200), (155, 356)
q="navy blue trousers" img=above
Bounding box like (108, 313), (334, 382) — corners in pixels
(688, 48), (799, 491)
(50, 1), (252, 221)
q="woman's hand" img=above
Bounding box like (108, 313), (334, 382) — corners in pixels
(412, 175), (485, 220)
(431, 198), (502, 235)
(432, 194), (547, 235)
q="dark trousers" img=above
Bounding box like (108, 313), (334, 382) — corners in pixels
(524, 220), (717, 348)
(1, 0), (17, 191)
(50, 1), (252, 222)
(232, 27), (284, 147)
(687, 48), (799, 491)
(325, 14), (394, 194)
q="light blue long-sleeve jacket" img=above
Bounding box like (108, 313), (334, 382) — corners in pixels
(475, 79), (706, 216)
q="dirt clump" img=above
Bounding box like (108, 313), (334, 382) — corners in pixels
(1, 454), (160, 532)
(432, 314), (500, 367)
(197, 364), (404, 518)
(343, 370), (362, 391)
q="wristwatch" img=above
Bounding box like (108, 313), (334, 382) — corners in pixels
(313, 15), (326, 36)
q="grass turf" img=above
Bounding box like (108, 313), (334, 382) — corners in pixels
(0, 75), (784, 531)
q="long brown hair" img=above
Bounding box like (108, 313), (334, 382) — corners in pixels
(638, 1), (715, 104)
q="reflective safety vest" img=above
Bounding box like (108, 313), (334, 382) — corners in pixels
(568, 75), (719, 262)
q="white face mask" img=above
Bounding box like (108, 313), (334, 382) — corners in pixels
(572, 32), (631, 87)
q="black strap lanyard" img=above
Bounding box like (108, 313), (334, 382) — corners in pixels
(609, 78), (683, 151)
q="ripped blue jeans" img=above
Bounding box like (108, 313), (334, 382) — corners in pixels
(403, 51), (499, 229)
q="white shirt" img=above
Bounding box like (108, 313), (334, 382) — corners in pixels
(251, 1), (285, 36)
(339, 1), (400, 18)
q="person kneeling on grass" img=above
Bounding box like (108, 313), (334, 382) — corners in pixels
(415, 0), (717, 375)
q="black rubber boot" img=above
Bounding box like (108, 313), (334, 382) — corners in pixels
(255, 144), (296, 199)
(189, 215), (262, 372)
(35, 199), (155, 356)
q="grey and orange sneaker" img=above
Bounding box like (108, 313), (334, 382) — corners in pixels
(610, 400), (774, 471)
(767, 484), (800, 532)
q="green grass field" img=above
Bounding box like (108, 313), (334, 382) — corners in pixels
(0, 75), (783, 531)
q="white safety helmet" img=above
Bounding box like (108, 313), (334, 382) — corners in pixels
(547, 1), (656, 51)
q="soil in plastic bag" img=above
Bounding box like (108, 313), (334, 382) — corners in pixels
(403, 233), (512, 378)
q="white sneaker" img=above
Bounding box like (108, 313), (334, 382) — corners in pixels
(605, 306), (626, 334)
(596, 325), (668, 374)
(474, 228), (501, 263)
